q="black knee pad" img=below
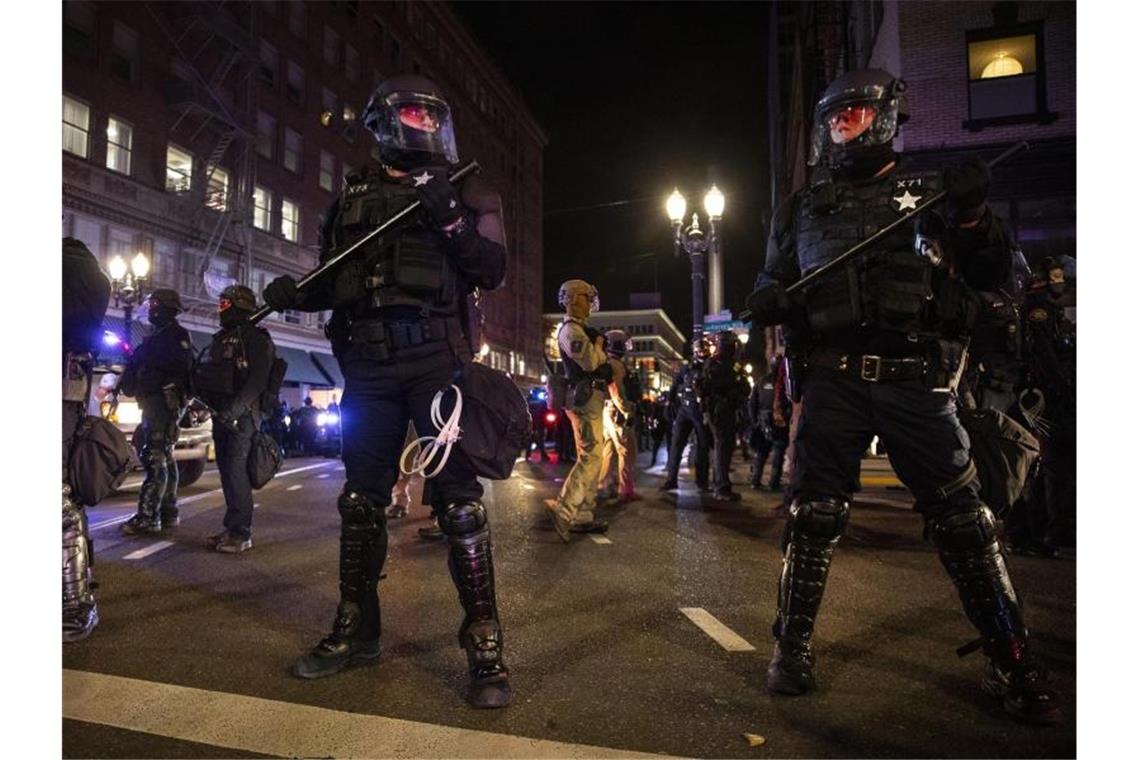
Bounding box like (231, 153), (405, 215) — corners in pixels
(788, 495), (850, 543)
(929, 505), (999, 554)
(338, 490), (381, 527)
(439, 501), (488, 538)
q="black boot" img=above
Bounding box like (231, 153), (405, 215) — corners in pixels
(766, 497), (849, 696)
(933, 506), (1062, 725)
(442, 502), (512, 709)
(123, 445), (166, 535)
(295, 492), (386, 679)
(63, 487), (99, 643)
(293, 601), (382, 679)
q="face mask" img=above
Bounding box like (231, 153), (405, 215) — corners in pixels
(148, 307), (174, 328)
(1048, 283), (1066, 297)
(220, 306), (249, 329)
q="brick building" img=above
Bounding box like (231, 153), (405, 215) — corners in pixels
(62, 0), (547, 404)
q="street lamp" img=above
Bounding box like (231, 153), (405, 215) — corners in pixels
(108, 251), (151, 346)
(667, 185), (726, 343)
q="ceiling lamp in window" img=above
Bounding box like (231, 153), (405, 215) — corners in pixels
(981, 53), (1024, 79)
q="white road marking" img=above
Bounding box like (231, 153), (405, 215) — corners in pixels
(317, 473), (329, 478)
(679, 607), (756, 652)
(122, 541), (175, 560)
(287, 484), (303, 491)
(589, 535), (612, 545)
(63, 669), (668, 759)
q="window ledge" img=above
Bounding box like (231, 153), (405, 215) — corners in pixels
(962, 111), (1059, 132)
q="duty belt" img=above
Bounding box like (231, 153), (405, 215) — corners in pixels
(348, 316), (458, 351)
(809, 349), (926, 383)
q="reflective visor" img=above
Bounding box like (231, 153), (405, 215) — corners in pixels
(397, 103), (442, 133)
(827, 104), (877, 144)
(219, 298), (233, 312)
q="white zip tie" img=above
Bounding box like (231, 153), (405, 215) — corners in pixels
(399, 384), (463, 479)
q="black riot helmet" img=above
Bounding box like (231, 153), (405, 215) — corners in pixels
(145, 288), (184, 327)
(808, 68), (908, 172)
(219, 284), (256, 328)
(362, 75), (459, 171)
(715, 330), (739, 358)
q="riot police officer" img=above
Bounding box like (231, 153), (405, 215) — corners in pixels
(261, 75), (511, 708)
(659, 352), (710, 492)
(119, 289), (194, 535)
(62, 237), (111, 641)
(194, 285), (276, 553)
(549, 279), (614, 540)
(703, 331), (749, 501)
(747, 69), (1059, 724)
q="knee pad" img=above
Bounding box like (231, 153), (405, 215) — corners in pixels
(929, 505), (999, 554)
(338, 490), (381, 528)
(140, 445), (168, 468)
(439, 501), (488, 538)
(787, 495), (850, 543)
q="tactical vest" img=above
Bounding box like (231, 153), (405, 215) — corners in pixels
(793, 166), (972, 347)
(194, 324), (261, 408)
(558, 322), (602, 384)
(333, 168), (459, 317)
(131, 324), (192, 398)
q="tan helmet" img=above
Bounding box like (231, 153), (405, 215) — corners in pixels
(604, 329), (632, 358)
(557, 279), (599, 313)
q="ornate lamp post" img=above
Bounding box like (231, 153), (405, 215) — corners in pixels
(666, 185), (726, 344)
(107, 251), (151, 346)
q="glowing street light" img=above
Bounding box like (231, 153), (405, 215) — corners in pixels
(703, 185), (725, 220)
(665, 184), (728, 339)
(107, 251), (151, 347)
(666, 189), (687, 224)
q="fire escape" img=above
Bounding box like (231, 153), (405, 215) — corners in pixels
(149, 0), (257, 304)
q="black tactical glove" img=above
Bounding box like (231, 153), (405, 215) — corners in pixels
(414, 171), (465, 231)
(943, 156), (990, 224)
(214, 404), (243, 432)
(263, 275), (300, 312)
(745, 282), (792, 327)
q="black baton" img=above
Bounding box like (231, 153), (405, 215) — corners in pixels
(250, 160), (482, 325)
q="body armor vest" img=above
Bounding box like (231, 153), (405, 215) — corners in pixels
(334, 168), (459, 318)
(677, 365), (702, 410)
(793, 166), (971, 351)
(194, 324), (257, 408)
(558, 322), (602, 383)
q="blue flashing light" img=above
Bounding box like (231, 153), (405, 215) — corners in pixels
(103, 331), (123, 347)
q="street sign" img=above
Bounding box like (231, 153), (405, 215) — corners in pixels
(702, 319), (748, 333)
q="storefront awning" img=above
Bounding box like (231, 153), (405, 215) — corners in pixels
(310, 352), (345, 389)
(276, 346), (333, 386)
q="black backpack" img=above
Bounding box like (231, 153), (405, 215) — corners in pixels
(68, 416), (133, 505)
(449, 361), (530, 480)
(247, 430), (284, 489)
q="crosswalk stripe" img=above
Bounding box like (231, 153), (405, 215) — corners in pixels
(62, 669), (668, 759)
(287, 484), (302, 491)
(679, 607), (756, 652)
(122, 541), (174, 560)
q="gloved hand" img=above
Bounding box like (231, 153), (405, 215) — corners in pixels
(943, 156), (990, 224)
(745, 282), (792, 327)
(263, 275), (300, 312)
(214, 404), (243, 432)
(414, 171), (465, 231)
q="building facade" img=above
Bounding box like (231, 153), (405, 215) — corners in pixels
(62, 0), (547, 405)
(542, 309), (687, 398)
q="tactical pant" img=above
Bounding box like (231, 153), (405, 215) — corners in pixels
(63, 400), (98, 640)
(711, 414), (738, 494)
(752, 426), (789, 488)
(136, 404), (180, 523)
(335, 337), (500, 651)
(665, 406), (709, 488)
(557, 389), (605, 525)
(214, 413), (257, 540)
(774, 370), (1032, 668)
(599, 420), (637, 498)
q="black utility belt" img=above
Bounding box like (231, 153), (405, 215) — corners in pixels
(808, 350), (927, 383)
(347, 316), (459, 351)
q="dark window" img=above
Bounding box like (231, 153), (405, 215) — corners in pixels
(258, 40), (279, 88)
(63, 1), (96, 60)
(286, 61), (304, 104)
(346, 44), (359, 82)
(288, 1), (306, 38)
(256, 111), (276, 160)
(110, 21), (140, 84)
(964, 23), (1054, 129)
(371, 17), (386, 52)
(324, 25), (340, 67)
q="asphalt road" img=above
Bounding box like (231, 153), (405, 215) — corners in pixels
(63, 450), (1076, 758)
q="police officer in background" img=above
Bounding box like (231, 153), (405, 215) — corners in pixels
(194, 285), (276, 554)
(262, 75), (511, 708)
(703, 331), (749, 501)
(749, 356), (789, 492)
(597, 329), (641, 504)
(118, 289), (194, 536)
(659, 350), (710, 492)
(747, 69), (1059, 724)
(549, 279), (614, 540)
(62, 237), (111, 641)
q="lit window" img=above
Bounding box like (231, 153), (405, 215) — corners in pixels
(63, 95), (90, 158)
(284, 128), (302, 173)
(965, 29), (1049, 126)
(253, 186), (272, 231)
(287, 61), (304, 104)
(206, 165), (229, 211)
(165, 144), (193, 192)
(106, 117), (133, 175)
(282, 198), (300, 242)
(257, 111), (276, 160)
(319, 150), (335, 192)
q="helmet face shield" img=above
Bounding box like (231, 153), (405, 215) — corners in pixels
(364, 91), (458, 166)
(808, 70), (907, 168)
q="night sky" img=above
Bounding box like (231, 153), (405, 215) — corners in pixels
(450, 1), (773, 336)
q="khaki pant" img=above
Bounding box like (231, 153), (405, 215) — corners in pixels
(599, 417), (637, 499)
(557, 390), (605, 524)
